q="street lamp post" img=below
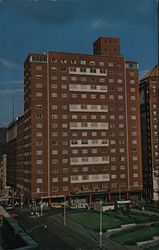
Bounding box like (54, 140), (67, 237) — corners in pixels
(64, 195), (66, 226)
(99, 200), (102, 247)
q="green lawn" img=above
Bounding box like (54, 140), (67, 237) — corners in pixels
(144, 244), (159, 250)
(67, 210), (158, 231)
(110, 224), (159, 246)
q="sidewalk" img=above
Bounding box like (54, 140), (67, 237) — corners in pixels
(50, 214), (130, 250)
(132, 208), (159, 218)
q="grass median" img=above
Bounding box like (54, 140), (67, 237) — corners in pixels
(110, 224), (159, 246)
(67, 210), (158, 231)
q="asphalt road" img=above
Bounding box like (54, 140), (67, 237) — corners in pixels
(16, 208), (99, 250)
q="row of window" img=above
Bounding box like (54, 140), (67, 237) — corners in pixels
(35, 146), (137, 156)
(50, 59), (122, 67)
(35, 181), (139, 194)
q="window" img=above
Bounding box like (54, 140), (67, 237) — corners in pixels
(72, 149), (78, 155)
(62, 149), (68, 155)
(52, 168), (58, 173)
(51, 58), (57, 63)
(36, 66), (42, 71)
(71, 76), (77, 81)
(82, 132), (87, 137)
(52, 150), (58, 155)
(73, 167), (78, 173)
(52, 159), (58, 164)
(52, 178), (58, 182)
(52, 187), (58, 192)
(52, 114), (58, 119)
(51, 67), (57, 71)
(36, 104), (42, 109)
(63, 177), (68, 182)
(133, 173), (138, 178)
(109, 95), (114, 99)
(61, 59), (67, 63)
(62, 159), (68, 163)
(36, 141), (43, 146)
(62, 93), (67, 98)
(36, 160), (42, 165)
(52, 132), (58, 137)
(36, 123), (42, 128)
(61, 85), (67, 89)
(131, 96), (136, 100)
(63, 186), (68, 191)
(52, 105), (57, 110)
(132, 140), (137, 144)
(83, 167), (88, 172)
(120, 174), (125, 179)
(81, 94), (87, 98)
(37, 178), (43, 183)
(36, 83), (42, 88)
(36, 92), (42, 97)
(36, 113), (42, 119)
(52, 93), (57, 97)
(118, 95), (123, 100)
(82, 175), (89, 180)
(36, 75), (42, 79)
(80, 67), (86, 73)
(81, 60), (86, 65)
(71, 59), (76, 64)
(63, 167), (68, 173)
(52, 140), (58, 145)
(51, 84), (57, 89)
(81, 76), (86, 82)
(111, 174), (116, 179)
(36, 150), (42, 155)
(51, 76), (57, 80)
(61, 76), (67, 81)
(36, 132), (42, 137)
(61, 67), (67, 72)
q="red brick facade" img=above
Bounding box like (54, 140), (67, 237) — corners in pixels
(22, 37), (142, 202)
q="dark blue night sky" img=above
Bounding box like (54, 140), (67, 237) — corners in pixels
(0, 0), (157, 126)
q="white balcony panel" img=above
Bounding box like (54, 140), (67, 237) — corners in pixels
(70, 122), (108, 130)
(70, 139), (109, 147)
(69, 104), (108, 112)
(69, 67), (107, 76)
(70, 156), (109, 165)
(70, 173), (110, 183)
(69, 84), (107, 93)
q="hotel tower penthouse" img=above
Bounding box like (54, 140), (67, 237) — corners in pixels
(22, 36), (142, 203)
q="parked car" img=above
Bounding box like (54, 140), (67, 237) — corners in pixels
(51, 203), (62, 209)
(5, 204), (13, 210)
(29, 209), (40, 216)
(70, 203), (88, 210)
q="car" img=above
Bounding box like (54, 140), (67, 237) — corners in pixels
(51, 203), (62, 209)
(5, 205), (14, 210)
(70, 204), (78, 210)
(29, 210), (40, 216)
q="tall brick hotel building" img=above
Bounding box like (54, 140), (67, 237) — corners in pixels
(21, 36), (142, 203)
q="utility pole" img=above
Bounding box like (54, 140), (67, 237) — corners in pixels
(119, 183), (121, 201)
(64, 195), (66, 226)
(99, 200), (102, 247)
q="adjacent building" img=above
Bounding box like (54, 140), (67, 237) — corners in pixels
(0, 128), (6, 154)
(6, 116), (24, 194)
(21, 36), (143, 203)
(140, 65), (159, 201)
(0, 154), (7, 195)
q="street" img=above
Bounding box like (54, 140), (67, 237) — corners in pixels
(15, 208), (100, 250)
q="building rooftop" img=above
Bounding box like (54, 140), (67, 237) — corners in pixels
(141, 64), (159, 80)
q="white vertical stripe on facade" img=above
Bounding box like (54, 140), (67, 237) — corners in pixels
(47, 53), (50, 198)
(124, 60), (130, 191)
